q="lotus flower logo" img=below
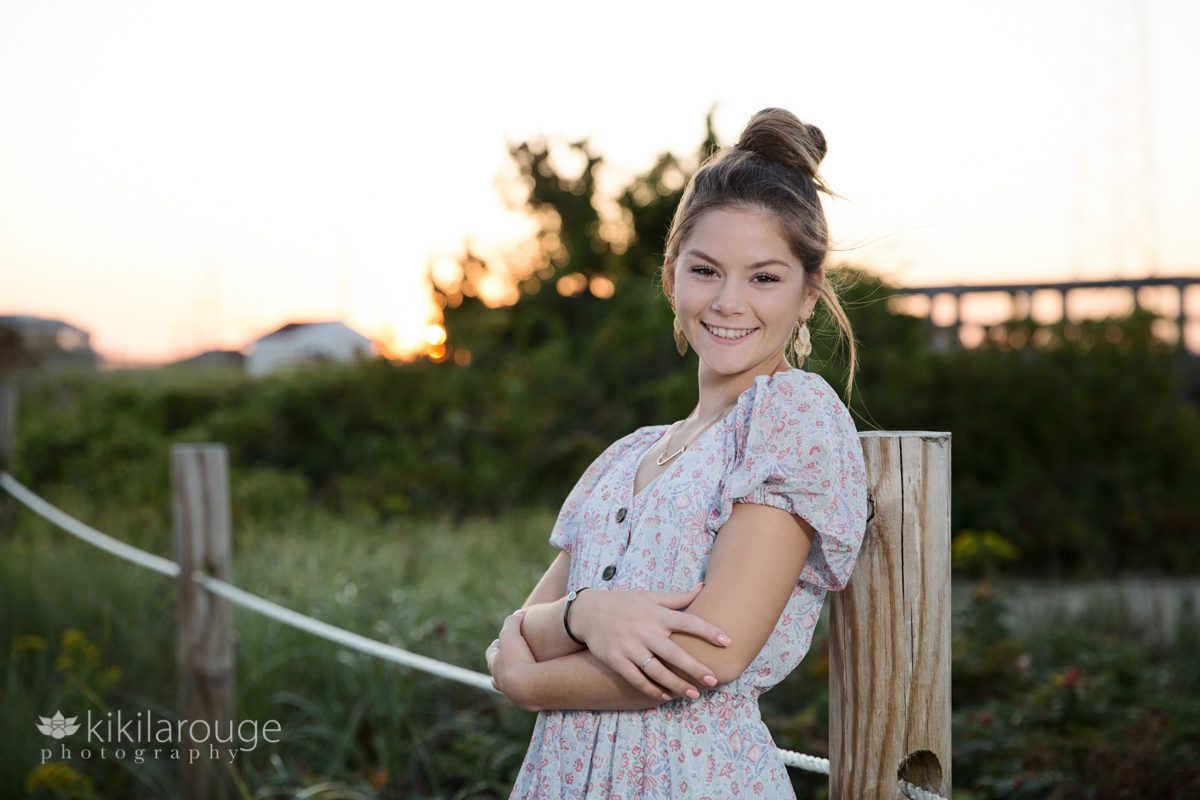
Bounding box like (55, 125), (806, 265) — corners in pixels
(36, 710), (80, 739)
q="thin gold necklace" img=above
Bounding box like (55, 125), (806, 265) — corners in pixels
(656, 405), (736, 466)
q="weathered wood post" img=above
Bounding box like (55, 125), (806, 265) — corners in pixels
(0, 384), (17, 534)
(172, 444), (235, 800)
(829, 431), (952, 799)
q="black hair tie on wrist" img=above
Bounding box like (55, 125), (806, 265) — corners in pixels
(563, 587), (589, 646)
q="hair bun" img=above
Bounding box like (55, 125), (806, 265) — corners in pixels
(736, 107), (827, 184)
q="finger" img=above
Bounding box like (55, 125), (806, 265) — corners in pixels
(668, 609), (731, 646)
(642, 656), (703, 699)
(654, 640), (720, 688)
(618, 662), (673, 703)
(486, 640), (500, 674)
(497, 612), (537, 662)
(649, 583), (705, 609)
(497, 619), (522, 646)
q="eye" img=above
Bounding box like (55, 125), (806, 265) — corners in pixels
(689, 265), (780, 283)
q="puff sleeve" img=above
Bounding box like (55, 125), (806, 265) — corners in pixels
(548, 431), (642, 554)
(717, 372), (870, 592)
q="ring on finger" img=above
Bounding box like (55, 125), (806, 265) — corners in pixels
(639, 654), (656, 670)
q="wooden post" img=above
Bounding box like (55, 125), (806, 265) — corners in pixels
(172, 444), (235, 800)
(829, 431), (952, 799)
(0, 384), (16, 534)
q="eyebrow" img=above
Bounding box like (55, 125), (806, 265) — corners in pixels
(682, 249), (794, 270)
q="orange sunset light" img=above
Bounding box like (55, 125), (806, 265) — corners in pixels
(1, 2), (1197, 367)
(424, 324), (447, 347)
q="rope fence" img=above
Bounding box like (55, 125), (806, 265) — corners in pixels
(1, 466), (948, 800)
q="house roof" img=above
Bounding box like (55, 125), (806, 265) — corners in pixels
(0, 314), (88, 334)
(250, 320), (370, 345)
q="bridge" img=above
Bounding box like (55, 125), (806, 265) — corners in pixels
(893, 275), (1200, 402)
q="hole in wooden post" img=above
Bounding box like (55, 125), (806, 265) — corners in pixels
(898, 749), (943, 791)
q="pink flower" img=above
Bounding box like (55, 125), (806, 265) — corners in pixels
(630, 752), (659, 790)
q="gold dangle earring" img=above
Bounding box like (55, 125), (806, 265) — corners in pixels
(668, 293), (689, 356)
(788, 314), (813, 366)
(673, 315), (689, 357)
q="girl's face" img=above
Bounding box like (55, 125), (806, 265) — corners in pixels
(669, 206), (819, 378)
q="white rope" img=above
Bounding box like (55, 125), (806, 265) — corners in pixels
(0, 472), (180, 578)
(901, 780), (950, 800)
(1, 470), (948, 797)
(776, 748), (829, 774)
(776, 749), (947, 799)
(0, 471), (496, 694)
(191, 572), (497, 693)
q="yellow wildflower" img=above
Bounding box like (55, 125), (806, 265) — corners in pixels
(25, 762), (96, 794)
(12, 634), (48, 653)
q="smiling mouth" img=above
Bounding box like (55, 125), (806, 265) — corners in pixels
(702, 322), (759, 341)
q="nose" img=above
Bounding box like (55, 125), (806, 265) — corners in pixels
(710, 279), (747, 315)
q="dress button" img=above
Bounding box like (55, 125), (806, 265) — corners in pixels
(602, 564), (617, 581)
(615, 507), (628, 523)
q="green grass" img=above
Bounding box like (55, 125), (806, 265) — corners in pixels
(3, 496), (1198, 799)
(1, 499), (559, 799)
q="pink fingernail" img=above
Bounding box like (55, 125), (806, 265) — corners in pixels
(717, 634), (731, 645)
(661, 692), (671, 701)
(703, 675), (718, 686)
(686, 688), (700, 699)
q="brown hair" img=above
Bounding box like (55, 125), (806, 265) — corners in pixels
(661, 107), (859, 400)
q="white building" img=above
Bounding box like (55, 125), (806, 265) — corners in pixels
(244, 321), (376, 377)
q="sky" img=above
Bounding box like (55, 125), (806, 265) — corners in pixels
(1, 0), (1197, 364)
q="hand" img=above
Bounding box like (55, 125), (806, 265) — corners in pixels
(486, 609), (536, 709)
(571, 583), (731, 703)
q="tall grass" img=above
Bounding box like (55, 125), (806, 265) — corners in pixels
(4, 495), (1198, 798)
(1, 500), (565, 798)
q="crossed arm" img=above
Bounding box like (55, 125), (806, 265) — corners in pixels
(486, 501), (816, 712)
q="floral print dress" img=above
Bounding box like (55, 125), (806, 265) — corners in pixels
(510, 367), (870, 799)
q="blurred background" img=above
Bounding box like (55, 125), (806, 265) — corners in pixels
(2, 0), (1198, 798)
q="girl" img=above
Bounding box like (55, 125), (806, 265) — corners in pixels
(488, 107), (870, 799)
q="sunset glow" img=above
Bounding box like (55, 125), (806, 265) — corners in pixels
(1, 0), (1197, 365)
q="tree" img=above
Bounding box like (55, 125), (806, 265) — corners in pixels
(427, 108), (724, 364)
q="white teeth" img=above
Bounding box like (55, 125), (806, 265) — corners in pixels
(705, 323), (756, 340)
